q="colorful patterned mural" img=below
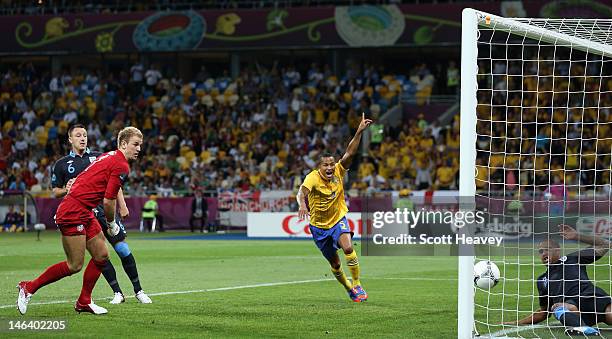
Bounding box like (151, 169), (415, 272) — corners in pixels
(4, 0), (610, 54)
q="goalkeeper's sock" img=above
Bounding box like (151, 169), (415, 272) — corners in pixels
(78, 258), (106, 305)
(101, 260), (122, 293)
(345, 250), (361, 287)
(120, 254), (142, 293)
(331, 267), (352, 291)
(28, 261), (73, 294)
(554, 306), (585, 327)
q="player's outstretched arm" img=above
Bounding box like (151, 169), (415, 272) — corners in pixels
(559, 224), (610, 257)
(297, 185), (310, 221)
(339, 112), (372, 169)
(502, 308), (548, 325)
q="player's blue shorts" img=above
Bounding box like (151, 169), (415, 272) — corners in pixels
(309, 216), (352, 261)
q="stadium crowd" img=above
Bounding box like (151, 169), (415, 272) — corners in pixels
(2, 54), (608, 198)
(1, 59), (447, 196)
(474, 55), (612, 196)
(356, 115), (460, 193)
(1, 58), (461, 196)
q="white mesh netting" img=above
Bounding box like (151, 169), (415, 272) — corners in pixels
(470, 15), (612, 338)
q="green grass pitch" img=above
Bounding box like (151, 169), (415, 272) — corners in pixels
(3, 232), (609, 338)
(0, 232), (459, 338)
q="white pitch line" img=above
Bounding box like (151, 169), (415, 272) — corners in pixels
(0, 276), (456, 310)
(0, 278), (333, 310)
(143, 278), (333, 297)
(0, 299), (73, 310)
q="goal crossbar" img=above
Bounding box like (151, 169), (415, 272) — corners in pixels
(476, 11), (612, 58)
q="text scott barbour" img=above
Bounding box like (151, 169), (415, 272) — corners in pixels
(372, 234), (503, 246)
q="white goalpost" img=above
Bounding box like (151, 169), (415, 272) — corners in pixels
(459, 8), (612, 338)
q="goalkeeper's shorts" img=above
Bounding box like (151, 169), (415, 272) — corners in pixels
(55, 196), (102, 241)
(309, 216), (353, 261)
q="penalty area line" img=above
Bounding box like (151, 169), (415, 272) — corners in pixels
(0, 278), (333, 309)
(144, 278), (334, 297)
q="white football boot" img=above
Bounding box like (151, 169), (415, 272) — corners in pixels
(109, 292), (125, 304)
(16, 281), (32, 315)
(135, 290), (152, 304)
(75, 301), (108, 314)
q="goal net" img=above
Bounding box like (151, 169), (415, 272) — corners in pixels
(459, 9), (612, 338)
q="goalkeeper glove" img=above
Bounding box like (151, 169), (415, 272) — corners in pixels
(108, 220), (120, 236)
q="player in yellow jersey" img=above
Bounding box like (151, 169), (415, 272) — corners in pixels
(297, 113), (372, 302)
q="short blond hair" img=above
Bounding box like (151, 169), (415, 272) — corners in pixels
(118, 126), (143, 146)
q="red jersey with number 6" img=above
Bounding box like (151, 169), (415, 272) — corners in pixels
(55, 150), (129, 225)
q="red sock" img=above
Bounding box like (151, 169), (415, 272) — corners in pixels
(78, 259), (106, 305)
(28, 261), (72, 294)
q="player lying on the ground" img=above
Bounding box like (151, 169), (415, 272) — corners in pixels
(297, 112), (372, 302)
(17, 127), (143, 315)
(51, 124), (151, 305)
(504, 224), (612, 336)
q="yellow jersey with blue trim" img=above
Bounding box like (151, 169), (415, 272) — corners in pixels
(302, 162), (349, 229)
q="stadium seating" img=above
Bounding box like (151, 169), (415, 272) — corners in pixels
(0, 62), (423, 195)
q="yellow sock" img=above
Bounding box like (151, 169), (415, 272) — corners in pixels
(345, 250), (361, 287)
(331, 267), (352, 291)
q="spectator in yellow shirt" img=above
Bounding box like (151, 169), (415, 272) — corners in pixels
(249, 170), (262, 187)
(358, 157), (375, 179)
(314, 104), (325, 125)
(436, 160), (456, 190)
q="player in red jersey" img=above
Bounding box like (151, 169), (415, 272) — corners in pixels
(16, 127), (143, 315)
